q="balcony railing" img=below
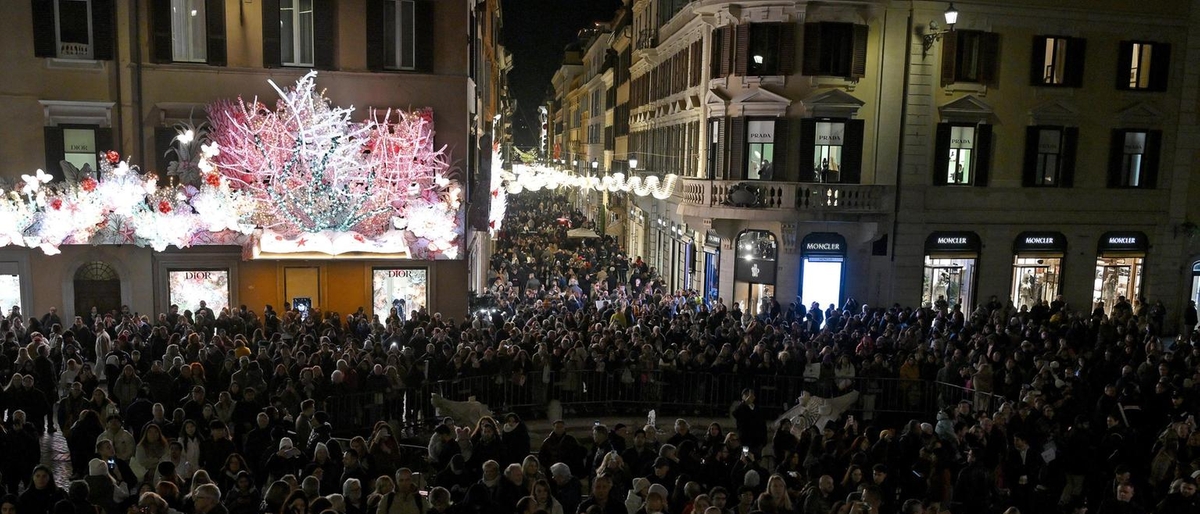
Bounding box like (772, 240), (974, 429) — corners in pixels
(678, 178), (892, 213)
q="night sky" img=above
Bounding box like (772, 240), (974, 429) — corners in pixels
(501, 0), (624, 147)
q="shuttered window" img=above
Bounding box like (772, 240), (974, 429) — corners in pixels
(31, 0), (115, 60)
(798, 119), (865, 183)
(264, 0), (336, 69)
(149, 0), (226, 65)
(1022, 126), (1078, 187)
(1030, 36), (1085, 87)
(941, 30), (1000, 87)
(1117, 41), (1171, 91)
(1107, 129), (1161, 188)
(933, 122), (992, 187)
(802, 22), (868, 79)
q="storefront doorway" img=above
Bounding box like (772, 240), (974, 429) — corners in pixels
(73, 261), (122, 317)
(1011, 232), (1066, 310)
(734, 230), (777, 317)
(703, 232), (721, 305)
(1093, 232), (1148, 314)
(799, 232), (847, 313)
(923, 232), (981, 310)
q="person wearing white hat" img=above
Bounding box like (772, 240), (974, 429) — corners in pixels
(626, 477), (649, 514)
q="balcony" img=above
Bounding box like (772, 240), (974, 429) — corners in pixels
(676, 178), (893, 220)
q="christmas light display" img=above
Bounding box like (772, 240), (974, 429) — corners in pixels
(0, 72), (463, 259)
(501, 164), (678, 199)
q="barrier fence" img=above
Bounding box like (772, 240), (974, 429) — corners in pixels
(323, 371), (1008, 436)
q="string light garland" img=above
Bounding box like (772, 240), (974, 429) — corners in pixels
(501, 163), (678, 199)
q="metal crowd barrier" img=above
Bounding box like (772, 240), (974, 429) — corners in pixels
(321, 371), (1008, 436)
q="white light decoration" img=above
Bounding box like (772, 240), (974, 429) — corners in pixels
(500, 163), (678, 199)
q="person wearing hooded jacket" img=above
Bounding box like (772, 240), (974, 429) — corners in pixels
(18, 465), (67, 514)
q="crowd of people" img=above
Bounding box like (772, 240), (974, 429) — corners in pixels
(0, 190), (1193, 514)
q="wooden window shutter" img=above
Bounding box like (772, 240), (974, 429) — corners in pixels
(1115, 41), (1134, 90)
(1060, 127), (1078, 187)
(31, 0), (56, 58)
(714, 118), (725, 179)
(149, 0), (173, 63)
(719, 26), (732, 77)
(1148, 44), (1171, 92)
(940, 30), (958, 87)
(365, 0), (386, 71)
(95, 127), (114, 156)
(313, 0), (337, 70)
(92, 0), (116, 60)
(841, 119), (865, 184)
(414, 0), (434, 72)
(1106, 130), (1124, 187)
(802, 23), (821, 76)
(773, 119), (788, 180)
(154, 127), (177, 176)
(798, 119), (817, 181)
(1063, 38), (1086, 87)
(1142, 130), (1162, 188)
(973, 124), (992, 187)
(205, 0), (227, 66)
(850, 24), (868, 79)
(778, 23), (796, 76)
(978, 32), (1000, 86)
(734, 24), (750, 76)
(933, 123), (951, 186)
(1029, 37), (1047, 86)
(262, 0), (282, 68)
(1021, 126), (1040, 186)
(728, 117), (746, 180)
(43, 127), (65, 183)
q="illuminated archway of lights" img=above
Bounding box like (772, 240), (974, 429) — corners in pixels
(500, 164), (678, 199)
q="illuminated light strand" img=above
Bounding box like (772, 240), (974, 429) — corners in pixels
(502, 164), (678, 199)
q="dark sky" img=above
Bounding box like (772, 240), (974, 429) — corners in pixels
(500, 0), (623, 147)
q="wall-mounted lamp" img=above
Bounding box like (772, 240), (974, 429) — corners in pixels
(921, 3), (959, 58)
(591, 159), (599, 170)
(629, 157), (638, 170)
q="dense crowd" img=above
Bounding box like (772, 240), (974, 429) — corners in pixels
(0, 191), (1195, 514)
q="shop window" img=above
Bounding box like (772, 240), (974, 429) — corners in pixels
(941, 30), (1000, 87)
(799, 119), (865, 183)
(31, 0), (115, 60)
(802, 22), (868, 79)
(1094, 257), (1143, 313)
(1118, 41), (1170, 91)
(1011, 257), (1062, 309)
(745, 120), (776, 180)
(934, 123), (992, 187)
(1107, 129), (1161, 189)
(1030, 36), (1085, 87)
(707, 119), (720, 179)
(43, 125), (112, 183)
(1022, 126), (1078, 187)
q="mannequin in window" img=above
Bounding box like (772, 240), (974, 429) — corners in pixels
(818, 158), (831, 183)
(954, 163), (965, 184)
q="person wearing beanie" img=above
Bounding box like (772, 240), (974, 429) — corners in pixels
(85, 458), (130, 514)
(266, 437), (306, 483)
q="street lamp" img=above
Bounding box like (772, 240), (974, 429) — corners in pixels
(629, 157), (638, 170)
(591, 159), (599, 170)
(922, 3), (959, 58)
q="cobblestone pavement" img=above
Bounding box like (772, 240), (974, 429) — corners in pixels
(40, 430), (74, 487)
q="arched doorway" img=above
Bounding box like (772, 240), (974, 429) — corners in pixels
(74, 261), (121, 318)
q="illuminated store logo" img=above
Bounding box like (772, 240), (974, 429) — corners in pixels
(1108, 237), (1137, 245)
(1024, 237), (1055, 245)
(937, 237), (967, 245)
(806, 243), (842, 251)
